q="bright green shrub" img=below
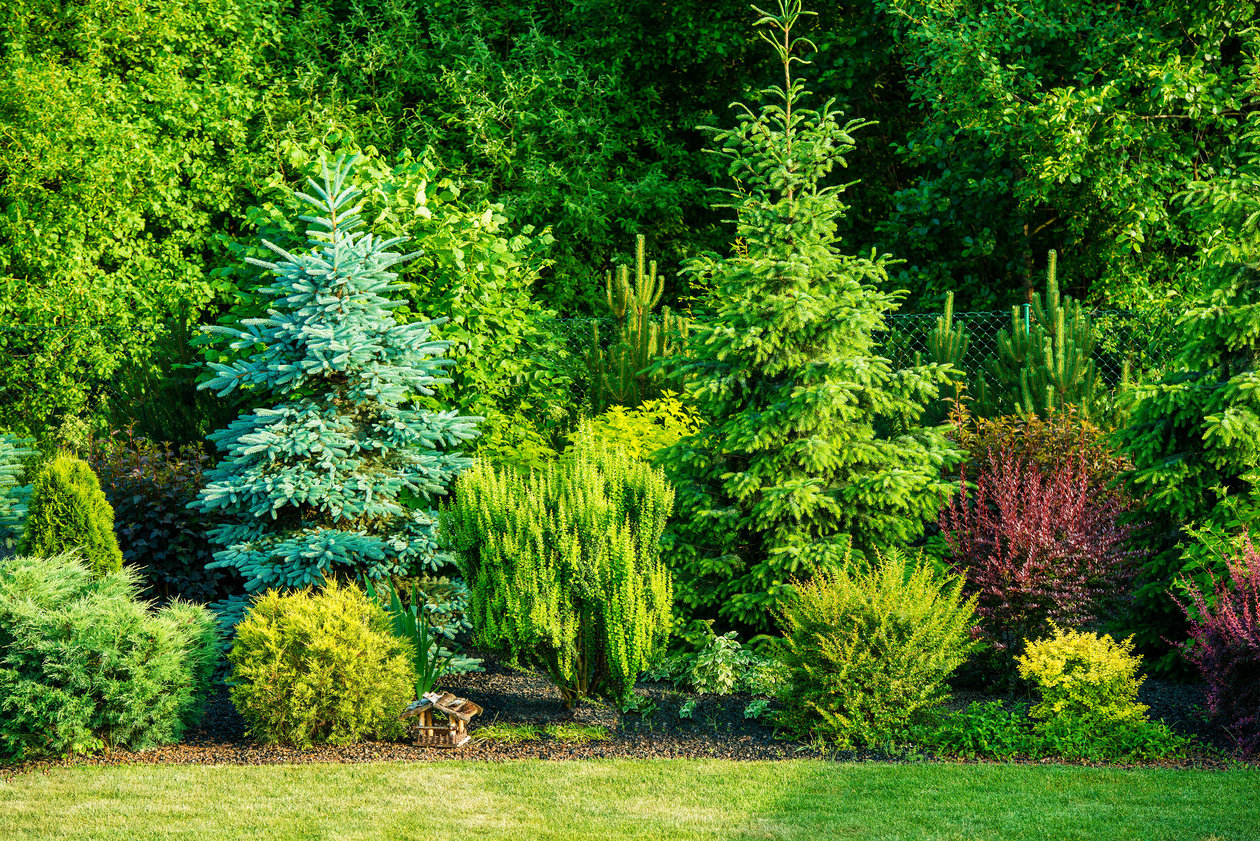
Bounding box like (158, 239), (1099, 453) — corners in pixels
(567, 394), (701, 462)
(910, 699), (1190, 763)
(774, 548), (977, 747)
(442, 438), (674, 708)
(1016, 625), (1148, 724)
(18, 454), (122, 576)
(227, 581), (414, 748)
(0, 554), (219, 760)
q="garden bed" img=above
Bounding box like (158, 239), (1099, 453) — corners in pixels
(1, 654), (1242, 778)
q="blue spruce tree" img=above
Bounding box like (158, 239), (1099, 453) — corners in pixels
(194, 156), (479, 611)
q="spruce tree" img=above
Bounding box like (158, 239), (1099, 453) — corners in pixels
(194, 156), (478, 608)
(656, 0), (960, 632)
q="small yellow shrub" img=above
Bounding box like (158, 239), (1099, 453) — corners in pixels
(1016, 625), (1148, 724)
(228, 580), (415, 747)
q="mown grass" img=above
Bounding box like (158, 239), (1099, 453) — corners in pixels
(2, 760), (1257, 840)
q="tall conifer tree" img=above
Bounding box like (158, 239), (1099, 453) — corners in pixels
(657, 1), (960, 631)
(194, 156), (478, 606)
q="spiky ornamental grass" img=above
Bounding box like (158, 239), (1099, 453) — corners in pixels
(194, 156), (479, 607)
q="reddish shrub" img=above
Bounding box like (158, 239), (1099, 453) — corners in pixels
(1181, 540), (1260, 758)
(940, 448), (1139, 654)
(85, 427), (239, 603)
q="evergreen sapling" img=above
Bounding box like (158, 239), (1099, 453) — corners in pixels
(655, 0), (961, 631)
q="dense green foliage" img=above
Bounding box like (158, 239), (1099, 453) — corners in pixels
(1117, 263), (1260, 669)
(86, 429), (237, 603)
(657, 2), (960, 632)
(193, 157), (478, 605)
(880, 0), (1260, 311)
(227, 581), (413, 747)
(774, 549), (977, 748)
(0, 554), (219, 760)
(442, 436), (674, 707)
(18, 454), (123, 576)
(912, 699), (1189, 763)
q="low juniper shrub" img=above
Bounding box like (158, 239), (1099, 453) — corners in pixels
(1181, 538), (1260, 758)
(0, 553), (220, 760)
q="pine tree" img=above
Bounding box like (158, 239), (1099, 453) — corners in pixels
(655, 0), (961, 632)
(194, 156), (479, 608)
(975, 251), (1102, 419)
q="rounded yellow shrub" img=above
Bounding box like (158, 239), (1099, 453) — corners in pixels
(1016, 625), (1147, 724)
(228, 580), (415, 747)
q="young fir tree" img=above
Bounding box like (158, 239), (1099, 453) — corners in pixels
(1117, 261), (1260, 672)
(656, 1), (961, 632)
(194, 156), (479, 611)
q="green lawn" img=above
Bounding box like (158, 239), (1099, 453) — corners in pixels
(1, 760), (1256, 841)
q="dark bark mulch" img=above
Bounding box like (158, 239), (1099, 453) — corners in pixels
(1, 656), (1245, 778)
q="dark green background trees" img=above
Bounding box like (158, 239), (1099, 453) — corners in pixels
(3, 0), (1258, 437)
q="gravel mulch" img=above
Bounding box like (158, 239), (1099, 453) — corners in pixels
(0, 656), (1246, 778)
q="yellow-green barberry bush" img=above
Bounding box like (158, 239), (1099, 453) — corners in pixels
(228, 580), (415, 747)
(1016, 625), (1147, 724)
(774, 549), (978, 747)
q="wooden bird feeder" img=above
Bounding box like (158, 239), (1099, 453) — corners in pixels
(400, 691), (482, 748)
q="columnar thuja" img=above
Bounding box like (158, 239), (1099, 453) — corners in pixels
(194, 156), (479, 620)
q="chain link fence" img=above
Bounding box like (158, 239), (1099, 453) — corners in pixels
(542, 308), (1174, 410)
(0, 308), (1175, 433)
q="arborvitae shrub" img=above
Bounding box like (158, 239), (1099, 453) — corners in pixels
(86, 428), (238, 603)
(0, 554), (220, 760)
(18, 453), (123, 576)
(441, 436), (674, 707)
(773, 549), (977, 747)
(940, 448), (1139, 655)
(227, 580), (414, 747)
(1181, 538), (1260, 758)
